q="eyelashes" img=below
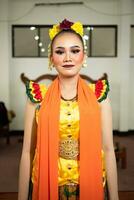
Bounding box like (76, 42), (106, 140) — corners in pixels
(55, 50), (64, 55)
(55, 49), (81, 55)
(72, 49), (81, 54)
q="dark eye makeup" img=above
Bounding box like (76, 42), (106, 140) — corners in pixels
(55, 50), (64, 55)
(71, 49), (81, 54)
(55, 48), (81, 55)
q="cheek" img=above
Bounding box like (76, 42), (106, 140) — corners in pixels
(52, 54), (63, 66)
(74, 52), (84, 63)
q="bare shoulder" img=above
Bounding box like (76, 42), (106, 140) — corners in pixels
(24, 98), (37, 125)
(25, 98), (37, 114)
(99, 96), (112, 111)
(99, 97), (113, 150)
(24, 98), (37, 134)
(99, 97), (113, 133)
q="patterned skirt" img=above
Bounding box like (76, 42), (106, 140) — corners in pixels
(28, 181), (109, 200)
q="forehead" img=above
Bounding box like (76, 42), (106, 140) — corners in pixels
(52, 32), (83, 48)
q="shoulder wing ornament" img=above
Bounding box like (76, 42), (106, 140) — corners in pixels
(26, 81), (47, 103)
(89, 79), (110, 102)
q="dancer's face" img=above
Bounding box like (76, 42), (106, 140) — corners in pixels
(51, 32), (85, 78)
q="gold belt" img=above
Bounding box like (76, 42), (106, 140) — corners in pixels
(59, 138), (79, 160)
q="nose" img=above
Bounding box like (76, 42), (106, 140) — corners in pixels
(63, 52), (72, 62)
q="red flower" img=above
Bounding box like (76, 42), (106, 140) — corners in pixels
(59, 19), (73, 30)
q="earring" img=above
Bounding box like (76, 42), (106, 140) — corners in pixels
(48, 43), (53, 70)
(48, 59), (53, 70)
(83, 42), (87, 68)
(48, 60), (55, 70)
(82, 60), (87, 68)
(82, 55), (87, 68)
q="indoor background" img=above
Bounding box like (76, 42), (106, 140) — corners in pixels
(0, 0), (134, 199)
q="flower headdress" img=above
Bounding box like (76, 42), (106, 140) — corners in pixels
(48, 19), (87, 69)
(49, 19), (84, 40)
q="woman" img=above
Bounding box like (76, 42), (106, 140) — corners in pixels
(18, 19), (119, 200)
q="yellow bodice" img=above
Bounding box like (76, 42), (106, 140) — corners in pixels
(34, 99), (106, 187)
(26, 78), (110, 187)
(58, 99), (79, 186)
(58, 99), (106, 186)
(59, 99), (79, 140)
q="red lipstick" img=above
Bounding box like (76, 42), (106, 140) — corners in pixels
(62, 65), (75, 68)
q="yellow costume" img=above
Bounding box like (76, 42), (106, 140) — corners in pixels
(26, 78), (109, 188)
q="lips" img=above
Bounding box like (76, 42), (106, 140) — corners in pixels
(62, 65), (75, 68)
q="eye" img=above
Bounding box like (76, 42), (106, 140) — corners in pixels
(71, 49), (80, 54)
(55, 50), (64, 55)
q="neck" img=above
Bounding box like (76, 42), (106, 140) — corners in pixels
(58, 74), (79, 99)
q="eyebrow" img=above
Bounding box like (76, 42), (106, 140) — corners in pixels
(55, 45), (81, 49)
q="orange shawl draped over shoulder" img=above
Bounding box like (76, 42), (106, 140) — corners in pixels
(32, 76), (103, 200)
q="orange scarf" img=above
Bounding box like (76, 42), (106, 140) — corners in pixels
(32, 76), (103, 200)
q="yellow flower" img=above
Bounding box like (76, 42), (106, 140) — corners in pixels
(49, 24), (60, 40)
(48, 21), (84, 41)
(71, 22), (83, 37)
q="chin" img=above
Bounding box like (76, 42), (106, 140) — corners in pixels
(56, 67), (81, 78)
